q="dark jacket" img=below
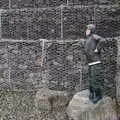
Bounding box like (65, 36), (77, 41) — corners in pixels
(85, 34), (105, 63)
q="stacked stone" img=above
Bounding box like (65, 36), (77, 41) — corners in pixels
(0, 0), (119, 96)
(0, 0), (119, 40)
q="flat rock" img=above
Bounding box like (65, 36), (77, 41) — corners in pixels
(67, 90), (118, 120)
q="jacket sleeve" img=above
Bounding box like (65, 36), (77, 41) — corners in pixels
(93, 34), (106, 52)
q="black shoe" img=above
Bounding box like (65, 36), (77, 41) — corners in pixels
(92, 95), (103, 104)
(88, 92), (94, 103)
(88, 86), (94, 101)
(93, 89), (103, 104)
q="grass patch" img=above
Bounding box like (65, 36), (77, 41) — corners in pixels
(0, 89), (37, 120)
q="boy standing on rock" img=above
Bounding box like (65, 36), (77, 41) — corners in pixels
(85, 24), (105, 104)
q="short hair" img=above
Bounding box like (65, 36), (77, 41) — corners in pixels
(86, 24), (96, 33)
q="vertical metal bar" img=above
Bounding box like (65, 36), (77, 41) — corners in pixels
(67, 0), (69, 5)
(0, 10), (2, 39)
(9, 67), (11, 89)
(79, 64), (82, 90)
(5, 40), (10, 88)
(94, 4), (97, 25)
(26, 9), (29, 40)
(60, 4), (63, 40)
(40, 39), (48, 88)
(41, 39), (47, 67)
(9, 0), (11, 9)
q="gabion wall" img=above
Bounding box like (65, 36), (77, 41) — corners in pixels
(0, 39), (117, 96)
(0, 0), (119, 97)
(0, 0), (120, 40)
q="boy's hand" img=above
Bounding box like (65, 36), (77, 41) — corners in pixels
(94, 48), (98, 53)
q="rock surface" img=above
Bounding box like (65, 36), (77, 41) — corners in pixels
(67, 90), (118, 120)
(34, 88), (72, 120)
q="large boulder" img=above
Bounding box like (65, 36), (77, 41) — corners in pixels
(34, 88), (72, 120)
(67, 90), (118, 120)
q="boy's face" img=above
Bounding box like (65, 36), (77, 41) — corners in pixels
(86, 29), (91, 36)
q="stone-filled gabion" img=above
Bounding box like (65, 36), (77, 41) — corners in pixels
(0, 41), (43, 90)
(1, 5), (120, 40)
(63, 6), (94, 40)
(44, 40), (85, 91)
(8, 42), (42, 70)
(1, 8), (61, 40)
(95, 6), (120, 37)
(27, 8), (61, 40)
(0, 42), (8, 68)
(0, 68), (9, 89)
(44, 38), (117, 95)
(0, 0), (9, 9)
(0, 0), (115, 9)
(1, 10), (28, 40)
(8, 41), (43, 90)
(11, 0), (67, 9)
(100, 38), (117, 97)
(68, 0), (115, 5)
(0, 0), (118, 98)
(0, 38), (117, 95)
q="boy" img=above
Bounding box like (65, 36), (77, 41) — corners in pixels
(85, 24), (105, 104)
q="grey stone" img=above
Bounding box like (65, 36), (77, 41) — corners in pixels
(1, 6), (120, 40)
(8, 42), (42, 69)
(67, 90), (118, 120)
(0, 42), (8, 68)
(11, 0), (67, 9)
(1, 8), (61, 40)
(27, 8), (61, 40)
(1, 10), (28, 40)
(63, 6), (94, 40)
(44, 38), (117, 95)
(45, 41), (85, 91)
(34, 88), (71, 120)
(0, 68), (9, 89)
(68, 0), (115, 5)
(0, 0), (9, 9)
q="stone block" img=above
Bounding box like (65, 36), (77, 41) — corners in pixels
(0, 68), (9, 89)
(95, 6), (120, 37)
(100, 38), (117, 97)
(68, 0), (95, 5)
(11, 0), (35, 9)
(63, 6), (94, 40)
(0, 0), (9, 9)
(63, 6), (120, 39)
(8, 41), (42, 70)
(0, 42), (8, 68)
(11, 0), (67, 8)
(1, 10), (27, 40)
(68, 0), (115, 5)
(1, 6), (120, 40)
(7, 41), (43, 90)
(45, 40), (86, 91)
(10, 68), (42, 90)
(35, 0), (67, 8)
(27, 8), (61, 40)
